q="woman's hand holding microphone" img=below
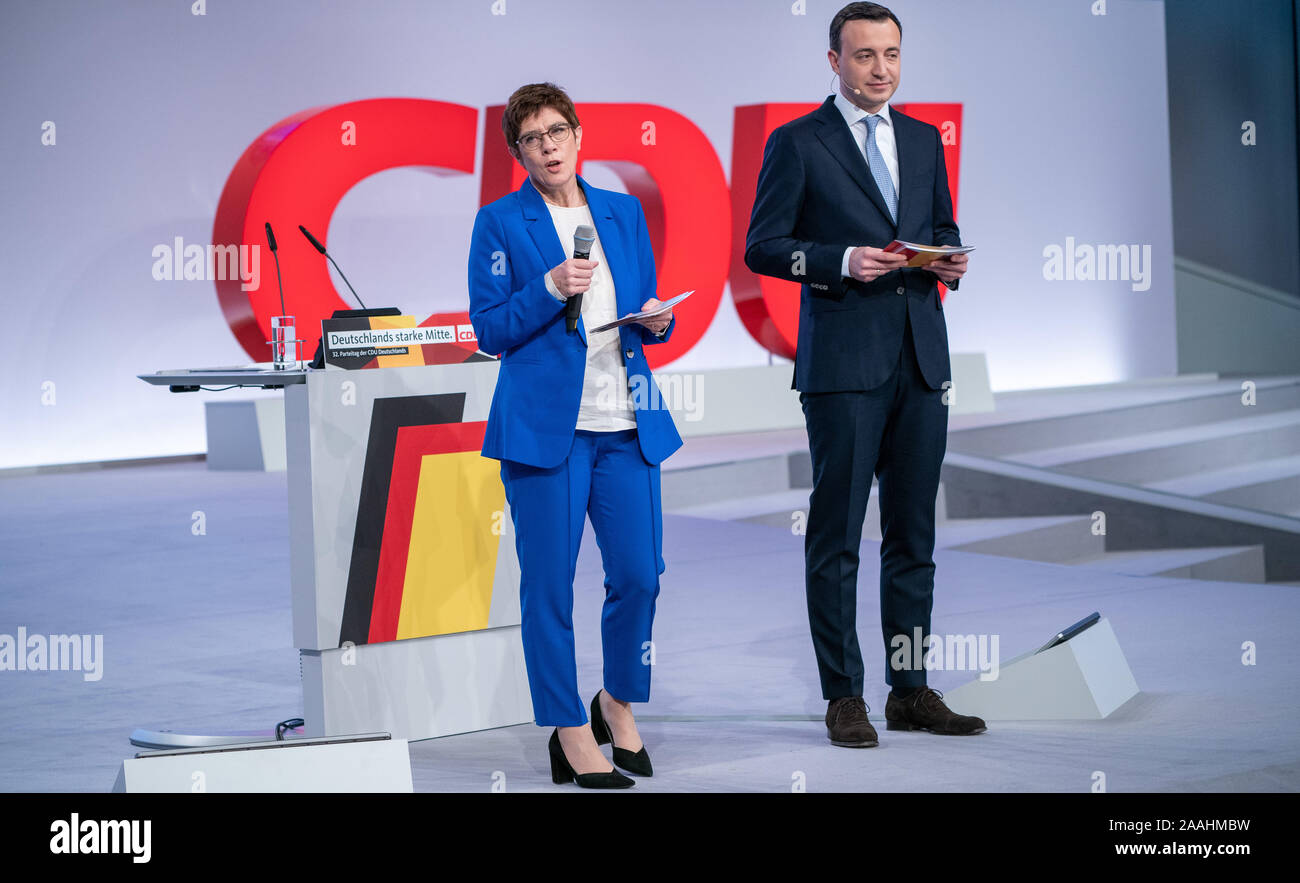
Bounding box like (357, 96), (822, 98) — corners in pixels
(549, 258), (599, 298)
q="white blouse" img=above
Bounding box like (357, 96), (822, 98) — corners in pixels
(543, 201), (637, 431)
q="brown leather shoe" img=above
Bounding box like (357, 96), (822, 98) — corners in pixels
(885, 687), (987, 735)
(825, 697), (879, 747)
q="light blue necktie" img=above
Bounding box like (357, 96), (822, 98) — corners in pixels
(864, 114), (897, 224)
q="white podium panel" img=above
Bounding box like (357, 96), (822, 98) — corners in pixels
(300, 628), (531, 741)
(285, 360), (534, 740)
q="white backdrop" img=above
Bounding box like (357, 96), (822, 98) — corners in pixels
(1, 0), (1174, 469)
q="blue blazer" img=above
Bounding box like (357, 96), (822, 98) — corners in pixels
(468, 175), (683, 469)
(744, 97), (961, 394)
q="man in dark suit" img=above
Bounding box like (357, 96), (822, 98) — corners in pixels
(745, 2), (986, 747)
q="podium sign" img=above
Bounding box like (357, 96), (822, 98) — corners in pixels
(319, 314), (478, 370)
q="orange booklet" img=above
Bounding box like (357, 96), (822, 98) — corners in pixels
(883, 240), (976, 268)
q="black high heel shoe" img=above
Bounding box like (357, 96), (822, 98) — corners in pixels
(548, 729), (634, 789)
(590, 690), (654, 776)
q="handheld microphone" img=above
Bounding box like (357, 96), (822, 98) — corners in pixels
(565, 224), (596, 334)
(298, 224), (368, 310)
(265, 222), (286, 316)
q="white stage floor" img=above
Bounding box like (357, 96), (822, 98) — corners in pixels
(2, 457), (1297, 792)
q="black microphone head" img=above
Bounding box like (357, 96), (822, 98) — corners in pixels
(573, 224), (596, 257)
(265, 222), (278, 252)
(298, 224), (327, 254)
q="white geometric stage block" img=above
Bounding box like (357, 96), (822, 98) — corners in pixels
(111, 735), (412, 793)
(663, 355), (994, 438)
(943, 617), (1139, 720)
(204, 398), (286, 471)
(948, 352), (994, 415)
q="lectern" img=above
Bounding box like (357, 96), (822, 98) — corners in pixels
(140, 358), (534, 742)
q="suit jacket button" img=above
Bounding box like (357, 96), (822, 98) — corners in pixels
(625, 349), (635, 360)
(896, 286), (906, 295)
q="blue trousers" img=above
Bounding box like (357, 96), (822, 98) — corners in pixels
(499, 429), (664, 727)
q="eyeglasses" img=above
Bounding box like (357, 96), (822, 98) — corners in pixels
(516, 123), (574, 152)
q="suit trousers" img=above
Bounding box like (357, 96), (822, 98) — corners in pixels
(499, 428), (663, 727)
(800, 319), (948, 699)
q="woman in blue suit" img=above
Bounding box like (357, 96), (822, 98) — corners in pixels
(467, 83), (682, 788)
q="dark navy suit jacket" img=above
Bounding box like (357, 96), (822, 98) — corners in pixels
(468, 175), (683, 469)
(744, 96), (961, 393)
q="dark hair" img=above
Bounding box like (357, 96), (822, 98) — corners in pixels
(501, 82), (580, 154)
(830, 2), (902, 54)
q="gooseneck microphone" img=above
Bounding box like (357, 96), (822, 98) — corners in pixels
(298, 224), (368, 310)
(265, 222), (286, 316)
(566, 224), (596, 333)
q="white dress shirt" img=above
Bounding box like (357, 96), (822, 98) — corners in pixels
(542, 201), (637, 431)
(834, 90), (899, 278)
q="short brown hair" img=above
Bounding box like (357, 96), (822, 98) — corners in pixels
(830, 2), (902, 54)
(501, 83), (580, 154)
